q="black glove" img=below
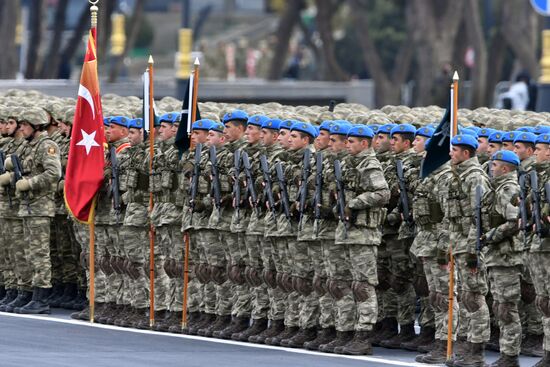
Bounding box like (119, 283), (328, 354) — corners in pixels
(465, 253), (479, 269)
(436, 249), (449, 266)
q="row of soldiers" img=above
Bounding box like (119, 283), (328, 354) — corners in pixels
(0, 89), (550, 367)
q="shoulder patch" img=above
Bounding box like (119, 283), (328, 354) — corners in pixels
(47, 145), (57, 156)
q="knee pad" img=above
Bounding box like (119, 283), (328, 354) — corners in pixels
(328, 279), (351, 301)
(491, 300), (499, 317)
(245, 266), (263, 288)
(352, 280), (374, 303)
(536, 296), (550, 317)
(312, 275), (327, 296)
(209, 265), (228, 285)
(520, 279), (536, 304)
(228, 264), (246, 285)
(276, 272), (293, 293)
(497, 302), (517, 324)
(294, 276), (313, 297)
(262, 269), (278, 289)
(463, 291), (484, 313)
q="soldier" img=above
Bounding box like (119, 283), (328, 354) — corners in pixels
(477, 128), (496, 166)
(482, 150), (522, 367)
(446, 134), (491, 367)
(501, 132), (518, 152)
(10, 107), (61, 314)
(483, 131), (504, 178)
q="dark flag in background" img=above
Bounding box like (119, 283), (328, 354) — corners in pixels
(420, 100), (452, 179)
(175, 77), (201, 157)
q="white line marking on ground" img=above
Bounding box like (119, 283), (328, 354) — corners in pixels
(0, 312), (431, 367)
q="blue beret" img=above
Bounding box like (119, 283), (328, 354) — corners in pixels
(159, 112), (180, 124)
(534, 126), (550, 135)
(460, 128), (478, 137)
(536, 133), (550, 144)
(368, 124), (380, 133)
(110, 116), (129, 128)
(451, 134), (478, 149)
(193, 119), (214, 131)
(332, 119), (351, 126)
(513, 132), (536, 145)
(319, 120), (334, 132)
(378, 123), (397, 134)
(330, 123), (352, 136)
(464, 126), (481, 134)
(103, 117), (111, 127)
(390, 124), (416, 137)
(222, 109), (248, 124)
(478, 128), (495, 138)
(348, 125), (374, 139)
(502, 131), (523, 143)
(516, 126), (534, 133)
(279, 119), (294, 131)
(262, 118), (281, 130)
(209, 121), (224, 134)
(247, 114), (269, 128)
(491, 150), (519, 166)
(416, 126), (434, 138)
(488, 131), (504, 144)
(314, 125), (320, 136)
(128, 118), (143, 129)
(290, 121), (317, 138)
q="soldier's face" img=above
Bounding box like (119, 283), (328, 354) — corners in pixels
(513, 142), (533, 161)
(502, 141), (514, 151)
(449, 145), (470, 165)
(487, 142), (502, 156)
(490, 160), (512, 177)
(109, 124), (129, 143)
(315, 130), (330, 150)
(0, 121), (6, 135)
(191, 130), (209, 145)
(477, 137), (489, 153)
(277, 129), (291, 148)
(245, 125), (261, 145)
(535, 144), (550, 163)
(159, 122), (175, 141)
(347, 136), (368, 155)
(6, 119), (17, 136)
(59, 122), (71, 137)
(18, 121), (34, 139)
(329, 135), (347, 153)
(223, 121), (245, 142)
(288, 131), (309, 150)
(207, 130), (225, 147)
(261, 129), (278, 146)
(128, 128), (143, 146)
(375, 133), (390, 153)
(391, 134), (410, 154)
(412, 136), (427, 154)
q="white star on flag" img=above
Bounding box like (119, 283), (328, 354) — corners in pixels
(76, 129), (100, 155)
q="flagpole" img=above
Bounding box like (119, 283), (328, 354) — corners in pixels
(182, 58), (200, 330)
(447, 71), (459, 360)
(148, 55), (156, 329)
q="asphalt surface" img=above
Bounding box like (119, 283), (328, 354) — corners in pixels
(0, 310), (542, 367)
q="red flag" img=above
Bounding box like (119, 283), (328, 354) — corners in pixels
(64, 27), (105, 223)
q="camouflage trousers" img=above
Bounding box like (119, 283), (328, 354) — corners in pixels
(118, 225), (149, 309)
(74, 221), (106, 303)
(422, 256), (458, 341)
(281, 237), (301, 327)
(220, 231), (251, 318)
(413, 259), (435, 329)
(5, 217), (31, 291)
(49, 214), (79, 285)
(152, 225), (176, 311)
(455, 253), (490, 344)
(96, 224), (127, 305)
(488, 265), (522, 356)
(386, 236), (415, 325)
(528, 251), (550, 352)
(324, 240), (354, 332)
(0, 218), (17, 289)
(260, 236), (286, 321)
(520, 250), (543, 336)
(306, 240), (334, 329)
(376, 240), (397, 322)
(349, 244), (378, 331)
(22, 217), (52, 288)
(245, 234), (269, 320)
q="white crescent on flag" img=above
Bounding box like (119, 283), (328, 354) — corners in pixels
(78, 84), (96, 120)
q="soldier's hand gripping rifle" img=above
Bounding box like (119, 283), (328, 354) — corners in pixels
(474, 185), (484, 266)
(233, 149), (242, 222)
(275, 161), (291, 220)
(242, 151), (259, 215)
(334, 159), (348, 239)
(11, 154), (30, 214)
(109, 146), (121, 223)
(297, 148), (311, 230)
(313, 151), (323, 237)
(0, 150), (12, 208)
(209, 145), (221, 210)
(396, 160), (414, 229)
(189, 143), (202, 222)
(260, 155), (276, 219)
(530, 170), (546, 238)
(518, 172), (530, 244)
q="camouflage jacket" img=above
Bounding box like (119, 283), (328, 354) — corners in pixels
(482, 171), (521, 267)
(0, 137), (26, 218)
(446, 157), (491, 254)
(530, 161), (550, 253)
(293, 145), (318, 242)
(312, 148), (340, 240)
(334, 148), (389, 245)
(261, 144), (286, 237)
(411, 163), (451, 257)
(244, 143), (268, 236)
(17, 132), (61, 218)
(182, 144), (213, 231)
(517, 155), (536, 250)
(54, 133), (70, 215)
(122, 143), (149, 227)
(379, 150), (400, 236)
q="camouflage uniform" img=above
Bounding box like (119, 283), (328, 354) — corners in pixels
(483, 170), (522, 357)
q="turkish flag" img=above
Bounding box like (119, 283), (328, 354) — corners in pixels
(64, 27), (105, 223)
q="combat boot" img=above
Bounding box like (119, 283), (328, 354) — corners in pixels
(71, 306), (89, 321)
(171, 312), (199, 334)
(0, 286), (5, 300)
(153, 311), (174, 332)
(265, 326), (299, 346)
(318, 330), (354, 353)
(18, 287), (51, 314)
(487, 324), (500, 352)
(188, 313), (216, 335)
(159, 311), (181, 332)
(231, 318), (268, 342)
(283, 327), (317, 348)
(134, 310), (166, 330)
(2, 290), (32, 313)
(371, 317), (398, 346)
(380, 323), (416, 349)
(104, 304), (126, 325)
(44, 283), (63, 306)
(114, 307), (136, 327)
(338, 331), (373, 355)
(198, 315), (231, 337)
(70, 289), (88, 311)
(214, 316), (249, 339)
(95, 302), (116, 324)
(58, 283), (79, 309)
(127, 308), (149, 328)
(454, 342), (486, 367)
(416, 339), (447, 364)
(402, 325), (435, 352)
(533, 351), (550, 367)
(304, 327), (336, 351)
(249, 319), (285, 344)
(489, 354), (519, 367)
(522, 333), (544, 357)
(0, 289), (18, 306)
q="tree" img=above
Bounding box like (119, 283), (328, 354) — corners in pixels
(464, 0), (487, 108)
(39, 0), (69, 78)
(314, 0), (348, 81)
(24, 0), (44, 79)
(0, 0), (19, 78)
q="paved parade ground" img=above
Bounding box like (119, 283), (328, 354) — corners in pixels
(0, 310), (541, 367)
